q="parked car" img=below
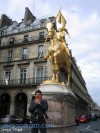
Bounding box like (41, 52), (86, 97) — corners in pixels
(96, 114), (100, 119)
(14, 116), (23, 124)
(89, 114), (98, 121)
(0, 115), (16, 124)
(78, 115), (89, 123)
(23, 116), (32, 124)
(14, 116), (32, 124)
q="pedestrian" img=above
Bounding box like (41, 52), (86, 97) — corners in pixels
(31, 95), (49, 119)
(75, 114), (79, 126)
(28, 90), (48, 133)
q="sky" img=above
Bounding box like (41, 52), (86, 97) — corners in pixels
(0, 0), (100, 106)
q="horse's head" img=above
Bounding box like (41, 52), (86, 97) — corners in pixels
(46, 22), (55, 39)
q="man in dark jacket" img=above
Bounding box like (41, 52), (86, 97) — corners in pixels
(28, 90), (48, 133)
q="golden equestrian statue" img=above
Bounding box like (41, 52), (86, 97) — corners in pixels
(44, 11), (71, 86)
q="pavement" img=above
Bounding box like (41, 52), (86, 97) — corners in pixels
(46, 126), (82, 133)
(0, 124), (81, 133)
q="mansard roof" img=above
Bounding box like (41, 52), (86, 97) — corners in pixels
(24, 7), (36, 24)
(0, 7), (51, 34)
(0, 14), (12, 28)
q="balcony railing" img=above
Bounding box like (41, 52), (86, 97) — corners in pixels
(0, 77), (51, 86)
(21, 55), (27, 60)
(0, 34), (47, 47)
(7, 57), (12, 62)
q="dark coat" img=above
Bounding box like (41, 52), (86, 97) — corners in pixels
(28, 99), (48, 121)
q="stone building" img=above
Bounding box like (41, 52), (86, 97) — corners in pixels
(0, 7), (92, 117)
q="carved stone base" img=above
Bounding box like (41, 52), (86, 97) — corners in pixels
(31, 83), (79, 132)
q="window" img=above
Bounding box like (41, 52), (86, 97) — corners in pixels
(22, 48), (28, 60)
(39, 32), (44, 39)
(5, 70), (11, 85)
(25, 25), (30, 30)
(44, 66), (47, 80)
(36, 66), (43, 83)
(1, 30), (4, 36)
(9, 38), (15, 44)
(40, 22), (44, 28)
(38, 45), (43, 58)
(20, 68), (27, 84)
(4, 30), (7, 35)
(23, 35), (29, 42)
(7, 50), (13, 62)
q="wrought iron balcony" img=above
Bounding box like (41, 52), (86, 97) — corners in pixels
(0, 34), (48, 47)
(0, 77), (51, 87)
(21, 55), (27, 60)
(7, 57), (12, 62)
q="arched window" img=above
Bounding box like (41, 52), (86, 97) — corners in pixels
(0, 93), (11, 116)
(14, 92), (27, 116)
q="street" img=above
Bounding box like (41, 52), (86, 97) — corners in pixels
(0, 124), (30, 133)
(78, 119), (100, 133)
(0, 119), (100, 133)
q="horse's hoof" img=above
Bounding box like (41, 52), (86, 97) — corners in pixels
(55, 79), (59, 82)
(52, 77), (55, 81)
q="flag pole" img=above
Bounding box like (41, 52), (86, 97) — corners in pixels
(52, 7), (62, 23)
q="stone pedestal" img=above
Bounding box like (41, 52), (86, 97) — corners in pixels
(31, 82), (79, 132)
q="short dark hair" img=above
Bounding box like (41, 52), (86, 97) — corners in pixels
(35, 90), (42, 95)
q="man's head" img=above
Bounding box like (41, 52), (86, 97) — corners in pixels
(35, 90), (42, 100)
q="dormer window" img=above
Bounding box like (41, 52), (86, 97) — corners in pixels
(23, 35), (29, 42)
(39, 32), (44, 39)
(40, 22), (44, 28)
(9, 37), (15, 44)
(1, 30), (4, 36)
(40, 19), (47, 28)
(38, 45), (43, 58)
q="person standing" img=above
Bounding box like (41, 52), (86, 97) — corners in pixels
(75, 114), (79, 126)
(28, 90), (48, 133)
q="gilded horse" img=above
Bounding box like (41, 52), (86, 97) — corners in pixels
(44, 22), (71, 86)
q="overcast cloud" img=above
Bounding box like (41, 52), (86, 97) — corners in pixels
(0, 0), (100, 105)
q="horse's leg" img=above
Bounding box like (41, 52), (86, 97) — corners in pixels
(54, 50), (60, 64)
(44, 53), (49, 60)
(50, 56), (56, 81)
(52, 67), (55, 81)
(52, 55), (60, 82)
(44, 46), (52, 60)
(55, 61), (60, 82)
(66, 60), (71, 86)
(53, 49), (60, 82)
(55, 70), (60, 82)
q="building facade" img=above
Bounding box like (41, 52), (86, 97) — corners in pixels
(0, 7), (92, 117)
